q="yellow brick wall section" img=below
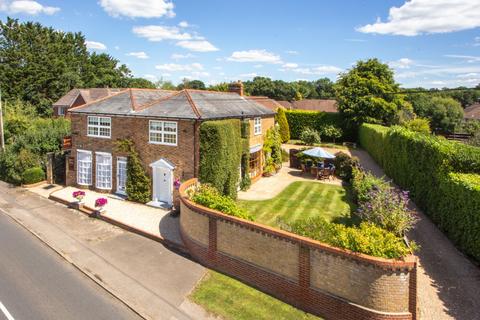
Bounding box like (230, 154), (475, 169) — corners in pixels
(179, 202), (209, 246)
(310, 249), (410, 313)
(249, 117), (275, 147)
(216, 220), (299, 281)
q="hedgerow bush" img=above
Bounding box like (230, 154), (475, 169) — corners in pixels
(351, 167), (390, 203)
(359, 123), (480, 261)
(275, 107), (290, 143)
(199, 120), (242, 198)
(22, 167), (45, 184)
(285, 110), (351, 141)
(283, 216), (412, 259)
(300, 127), (320, 145)
(191, 184), (254, 221)
(333, 152), (359, 182)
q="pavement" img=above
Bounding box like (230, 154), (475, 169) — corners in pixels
(0, 212), (141, 320)
(0, 181), (211, 320)
(351, 148), (480, 320)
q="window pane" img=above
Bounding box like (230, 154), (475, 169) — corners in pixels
(164, 122), (177, 132)
(150, 121), (162, 131)
(164, 133), (176, 144)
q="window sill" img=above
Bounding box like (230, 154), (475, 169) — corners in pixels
(149, 141), (178, 147)
(87, 135), (111, 139)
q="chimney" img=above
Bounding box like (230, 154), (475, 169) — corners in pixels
(228, 80), (244, 96)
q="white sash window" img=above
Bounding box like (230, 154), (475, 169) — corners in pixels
(77, 150), (92, 185)
(254, 117), (262, 135)
(88, 116), (111, 138)
(149, 120), (178, 146)
(96, 152), (112, 189)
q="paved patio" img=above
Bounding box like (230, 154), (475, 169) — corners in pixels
(29, 184), (182, 246)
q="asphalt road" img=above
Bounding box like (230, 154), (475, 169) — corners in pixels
(0, 211), (141, 320)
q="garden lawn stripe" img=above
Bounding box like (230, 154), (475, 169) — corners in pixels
(286, 184), (319, 222)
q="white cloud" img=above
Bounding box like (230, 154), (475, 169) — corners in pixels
(178, 21), (189, 28)
(238, 73), (258, 78)
(143, 74), (157, 81)
(99, 0), (174, 18)
(155, 63), (203, 72)
(357, 0), (480, 36)
(114, 45), (120, 50)
(389, 58), (414, 69)
(175, 40), (219, 52)
(133, 25), (191, 41)
(285, 50), (299, 55)
(290, 65), (343, 75)
(253, 64), (263, 68)
(227, 49), (282, 64)
(0, 0), (60, 15)
(445, 54), (480, 63)
(282, 63), (298, 69)
(457, 73), (479, 78)
(345, 38), (367, 42)
(474, 37), (480, 47)
(85, 41), (107, 50)
(160, 73), (172, 77)
(171, 53), (195, 60)
(127, 51), (149, 59)
(190, 71), (210, 78)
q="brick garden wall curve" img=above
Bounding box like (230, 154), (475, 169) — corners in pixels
(179, 179), (417, 320)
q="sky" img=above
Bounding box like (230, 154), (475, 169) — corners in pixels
(1, 0), (480, 88)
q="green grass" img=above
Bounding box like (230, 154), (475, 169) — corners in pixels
(190, 271), (320, 320)
(238, 181), (358, 228)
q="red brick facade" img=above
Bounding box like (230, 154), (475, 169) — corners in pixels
(179, 179), (417, 320)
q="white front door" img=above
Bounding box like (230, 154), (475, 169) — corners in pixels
(153, 167), (173, 204)
(117, 157), (127, 195)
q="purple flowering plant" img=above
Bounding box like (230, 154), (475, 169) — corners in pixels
(72, 190), (85, 200)
(95, 197), (108, 208)
(173, 178), (181, 190)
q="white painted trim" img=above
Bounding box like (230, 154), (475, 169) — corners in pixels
(148, 120), (178, 146)
(87, 116), (111, 139)
(76, 149), (92, 154)
(95, 152), (112, 190)
(0, 301), (14, 320)
(116, 157), (127, 195)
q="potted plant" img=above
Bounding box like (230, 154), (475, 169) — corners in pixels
(95, 197), (108, 212)
(72, 190), (86, 204)
(173, 178), (182, 190)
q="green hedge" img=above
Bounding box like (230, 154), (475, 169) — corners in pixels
(22, 167), (45, 184)
(359, 123), (480, 261)
(199, 119), (242, 198)
(285, 110), (353, 141)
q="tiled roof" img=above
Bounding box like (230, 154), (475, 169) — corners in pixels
(69, 88), (275, 120)
(292, 99), (338, 112)
(246, 96), (283, 111)
(53, 88), (124, 107)
(277, 100), (293, 109)
(464, 103), (480, 120)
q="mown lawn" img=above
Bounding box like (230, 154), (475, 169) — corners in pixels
(190, 271), (320, 320)
(238, 181), (357, 227)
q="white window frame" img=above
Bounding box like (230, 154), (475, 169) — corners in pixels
(116, 156), (127, 195)
(254, 117), (262, 135)
(77, 150), (92, 186)
(87, 116), (111, 139)
(58, 106), (65, 116)
(95, 152), (112, 190)
(149, 120), (178, 146)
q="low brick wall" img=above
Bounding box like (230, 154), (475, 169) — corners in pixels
(179, 179), (417, 320)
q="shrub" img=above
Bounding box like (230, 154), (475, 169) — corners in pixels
(116, 139), (151, 204)
(191, 184), (254, 221)
(469, 131), (480, 147)
(359, 123), (480, 261)
(333, 152), (359, 182)
(300, 127), (320, 145)
(285, 109), (351, 140)
(320, 124), (343, 143)
(403, 118), (431, 134)
(199, 120), (242, 198)
(21, 167), (45, 184)
(358, 188), (417, 236)
(275, 107), (290, 143)
(263, 126), (282, 167)
(281, 148), (289, 163)
(351, 167), (390, 204)
(283, 216), (412, 259)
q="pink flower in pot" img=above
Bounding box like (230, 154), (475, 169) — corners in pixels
(173, 178), (181, 190)
(95, 197), (108, 211)
(72, 190), (86, 203)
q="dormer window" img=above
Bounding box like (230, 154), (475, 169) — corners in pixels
(87, 116), (111, 138)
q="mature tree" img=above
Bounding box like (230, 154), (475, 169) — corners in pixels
(335, 58), (412, 126)
(177, 79), (206, 90)
(84, 52), (132, 88)
(208, 82), (229, 92)
(125, 77), (156, 89)
(275, 107), (290, 142)
(155, 80), (176, 90)
(314, 78), (336, 99)
(416, 96), (463, 133)
(403, 118), (431, 135)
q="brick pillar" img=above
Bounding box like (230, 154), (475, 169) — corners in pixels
(46, 152), (54, 184)
(208, 217), (217, 261)
(299, 245), (310, 288)
(409, 264), (418, 320)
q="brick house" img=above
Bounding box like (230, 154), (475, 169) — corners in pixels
(62, 83), (275, 207)
(53, 88), (123, 117)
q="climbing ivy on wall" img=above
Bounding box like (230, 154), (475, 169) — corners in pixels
(240, 120), (251, 190)
(199, 119), (242, 198)
(115, 139), (152, 203)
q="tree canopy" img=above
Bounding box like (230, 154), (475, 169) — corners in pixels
(0, 17), (154, 115)
(335, 58), (412, 126)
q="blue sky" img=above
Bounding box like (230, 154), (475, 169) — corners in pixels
(1, 0), (480, 88)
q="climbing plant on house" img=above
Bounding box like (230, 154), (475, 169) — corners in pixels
(240, 119), (251, 190)
(275, 107), (290, 143)
(115, 139), (152, 203)
(263, 125), (282, 174)
(199, 119), (242, 198)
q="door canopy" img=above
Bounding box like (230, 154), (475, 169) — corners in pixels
(150, 158), (175, 170)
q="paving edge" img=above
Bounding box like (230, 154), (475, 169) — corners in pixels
(0, 207), (148, 320)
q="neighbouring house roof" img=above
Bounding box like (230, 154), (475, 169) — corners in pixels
(53, 88), (124, 107)
(291, 99), (338, 112)
(464, 103), (480, 120)
(68, 88), (275, 120)
(277, 100), (293, 109)
(246, 96), (283, 111)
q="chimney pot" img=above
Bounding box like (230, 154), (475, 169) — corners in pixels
(228, 80), (244, 96)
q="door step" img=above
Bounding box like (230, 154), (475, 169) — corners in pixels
(146, 200), (172, 209)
